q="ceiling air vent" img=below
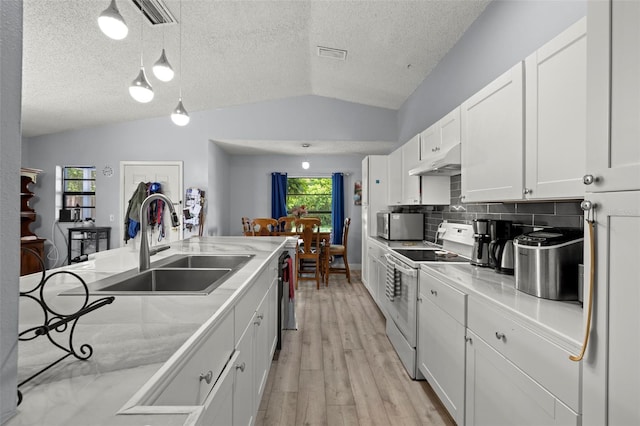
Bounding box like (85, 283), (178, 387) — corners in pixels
(131, 0), (177, 25)
(317, 46), (348, 61)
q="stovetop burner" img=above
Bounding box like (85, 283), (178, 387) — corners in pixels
(392, 249), (469, 263)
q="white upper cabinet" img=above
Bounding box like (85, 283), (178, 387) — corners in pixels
(461, 62), (525, 202)
(420, 107), (461, 158)
(420, 123), (440, 157)
(586, 0), (640, 192)
(387, 147), (403, 205)
(525, 18), (587, 199)
(439, 107), (461, 153)
(402, 134), (422, 205)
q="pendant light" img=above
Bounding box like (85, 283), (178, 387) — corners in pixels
(98, 0), (128, 40)
(153, 49), (174, 82)
(153, 28), (174, 82)
(301, 144), (310, 169)
(171, 0), (190, 126)
(129, 5), (154, 103)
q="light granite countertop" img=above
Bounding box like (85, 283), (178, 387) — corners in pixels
(9, 236), (290, 426)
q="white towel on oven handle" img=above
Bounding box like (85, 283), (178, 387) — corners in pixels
(385, 259), (402, 301)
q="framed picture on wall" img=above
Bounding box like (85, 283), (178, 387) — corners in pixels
(354, 180), (362, 205)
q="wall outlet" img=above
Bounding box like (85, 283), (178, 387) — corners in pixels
(109, 214), (115, 222)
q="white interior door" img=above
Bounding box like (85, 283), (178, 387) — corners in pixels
(120, 161), (183, 246)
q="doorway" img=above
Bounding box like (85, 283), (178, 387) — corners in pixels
(120, 161), (184, 246)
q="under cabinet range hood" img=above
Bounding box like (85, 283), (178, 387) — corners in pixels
(408, 142), (461, 176)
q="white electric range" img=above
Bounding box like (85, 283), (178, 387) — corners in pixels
(384, 223), (474, 378)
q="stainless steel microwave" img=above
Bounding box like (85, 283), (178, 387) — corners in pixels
(376, 212), (424, 241)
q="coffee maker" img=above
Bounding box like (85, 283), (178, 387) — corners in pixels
(489, 220), (515, 274)
(471, 219), (491, 267)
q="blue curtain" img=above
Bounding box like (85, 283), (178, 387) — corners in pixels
(331, 173), (345, 245)
(271, 172), (288, 220)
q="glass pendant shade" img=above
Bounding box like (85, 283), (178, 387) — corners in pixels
(129, 67), (154, 103)
(98, 0), (128, 40)
(171, 98), (190, 126)
(302, 161), (310, 170)
(153, 49), (174, 82)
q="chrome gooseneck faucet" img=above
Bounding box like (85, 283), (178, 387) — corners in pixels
(139, 193), (180, 272)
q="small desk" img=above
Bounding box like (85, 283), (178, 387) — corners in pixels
(68, 227), (111, 264)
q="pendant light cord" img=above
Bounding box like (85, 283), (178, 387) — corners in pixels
(178, 0), (183, 99)
(139, 1), (144, 66)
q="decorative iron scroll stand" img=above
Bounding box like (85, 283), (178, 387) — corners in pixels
(17, 248), (115, 406)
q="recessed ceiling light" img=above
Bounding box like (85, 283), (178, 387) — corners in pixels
(317, 46), (347, 61)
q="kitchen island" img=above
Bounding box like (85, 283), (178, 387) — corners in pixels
(9, 236), (289, 426)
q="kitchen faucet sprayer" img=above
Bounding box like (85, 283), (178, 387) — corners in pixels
(139, 193), (180, 272)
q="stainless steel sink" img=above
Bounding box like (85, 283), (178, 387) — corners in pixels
(62, 254), (255, 296)
(91, 268), (233, 295)
(154, 254), (254, 270)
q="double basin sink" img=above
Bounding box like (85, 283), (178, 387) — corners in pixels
(65, 254), (254, 296)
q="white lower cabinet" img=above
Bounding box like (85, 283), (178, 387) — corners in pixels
(198, 351), (239, 426)
(465, 296), (580, 426)
(233, 320), (255, 426)
(365, 239), (389, 314)
(417, 269), (467, 426)
(417, 267), (581, 426)
(232, 257), (278, 426)
(465, 330), (578, 426)
(254, 277), (277, 406)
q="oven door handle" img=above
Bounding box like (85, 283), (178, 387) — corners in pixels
(384, 254), (417, 277)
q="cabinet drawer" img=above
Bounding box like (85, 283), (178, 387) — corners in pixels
(419, 269), (467, 325)
(235, 259), (275, 343)
(467, 297), (580, 411)
(153, 309), (234, 407)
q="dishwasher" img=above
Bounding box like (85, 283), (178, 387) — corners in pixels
(279, 251), (297, 351)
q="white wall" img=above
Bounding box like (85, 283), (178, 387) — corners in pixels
(207, 141), (231, 236)
(1, 1), (22, 422)
(228, 153), (364, 264)
(23, 95), (396, 264)
(398, 0), (587, 144)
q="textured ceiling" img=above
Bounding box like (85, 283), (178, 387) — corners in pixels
(22, 0), (490, 154)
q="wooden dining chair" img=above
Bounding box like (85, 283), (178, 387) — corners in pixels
(277, 216), (297, 233)
(241, 217), (253, 236)
(295, 217), (323, 289)
(251, 218), (278, 236)
(327, 217), (351, 283)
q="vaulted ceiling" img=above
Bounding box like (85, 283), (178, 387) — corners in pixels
(22, 0), (490, 151)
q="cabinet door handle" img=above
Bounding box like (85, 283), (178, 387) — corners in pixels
(417, 297), (423, 302)
(583, 174), (599, 185)
(523, 188), (532, 195)
(236, 362), (246, 372)
(495, 332), (506, 341)
(199, 370), (213, 384)
(254, 319), (262, 326)
(430, 289), (437, 296)
(257, 313), (264, 320)
(465, 336), (473, 344)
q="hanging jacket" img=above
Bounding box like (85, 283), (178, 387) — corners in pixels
(123, 182), (149, 243)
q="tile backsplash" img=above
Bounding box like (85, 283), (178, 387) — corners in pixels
(397, 175), (584, 243)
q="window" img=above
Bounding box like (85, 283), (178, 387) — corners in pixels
(287, 177), (332, 231)
(62, 166), (96, 220)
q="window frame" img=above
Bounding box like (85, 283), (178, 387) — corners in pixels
(286, 176), (333, 231)
(61, 166), (96, 220)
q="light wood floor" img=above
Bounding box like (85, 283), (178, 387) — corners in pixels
(256, 271), (455, 426)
